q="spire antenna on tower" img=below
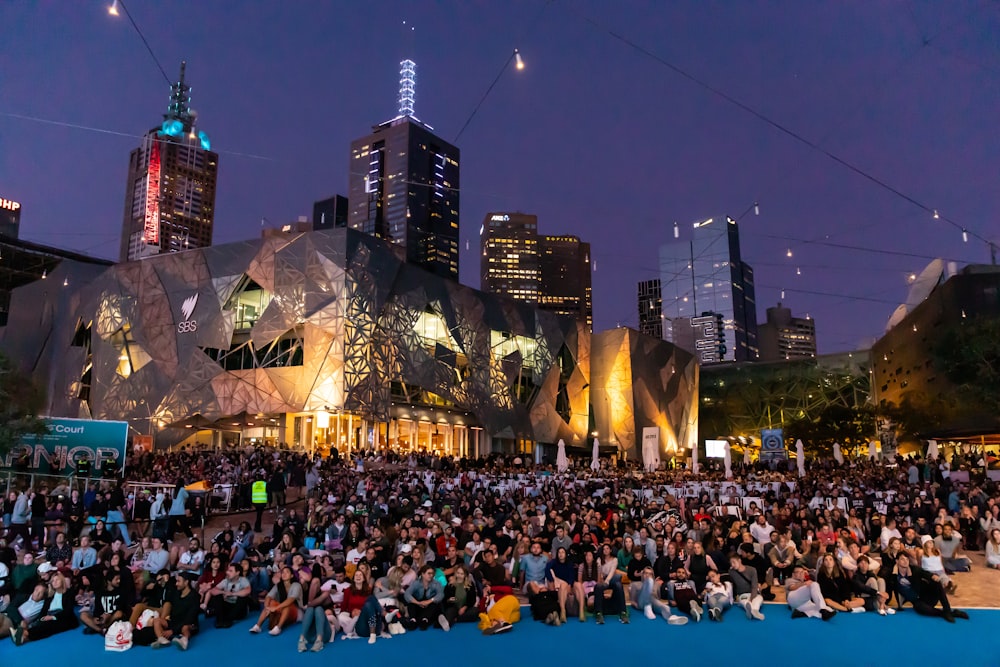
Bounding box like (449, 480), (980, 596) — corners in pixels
(399, 59), (416, 117)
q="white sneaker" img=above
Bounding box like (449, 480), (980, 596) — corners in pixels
(269, 626), (282, 635)
(249, 624), (261, 634)
(644, 605), (655, 620)
(885, 607), (896, 615)
(877, 608), (887, 616)
(690, 601), (702, 623)
(851, 607), (865, 614)
(172, 636), (188, 651)
(368, 634), (376, 645)
(667, 615), (688, 626)
(751, 608), (765, 621)
(438, 614), (450, 632)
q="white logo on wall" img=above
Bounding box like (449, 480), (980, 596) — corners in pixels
(177, 293), (199, 333)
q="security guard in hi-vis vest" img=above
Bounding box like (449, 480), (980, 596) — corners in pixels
(251, 473), (268, 532)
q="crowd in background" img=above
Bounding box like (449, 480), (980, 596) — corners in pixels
(1, 445), (998, 650)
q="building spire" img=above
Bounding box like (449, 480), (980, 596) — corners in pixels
(398, 59), (416, 117)
(166, 61), (194, 129)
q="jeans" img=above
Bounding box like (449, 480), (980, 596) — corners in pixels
(941, 557), (971, 573)
(594, 576), (625, 616)
(300, 606), (331, 643)
(105, 510), (129, 543)
(637, 578), (674, 618)
(705, 593), (731, 615)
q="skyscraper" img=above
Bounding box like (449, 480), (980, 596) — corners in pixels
(348, 60), (461, 280)
(119, 62), (218, 262)
(658, 215), (758, 362)
(637, 278), (663, 339)
(757, 303), (817, 361)
(312, 195), (349, 231)
(480, 212), (592, 328)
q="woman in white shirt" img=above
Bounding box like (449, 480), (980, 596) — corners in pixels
(920, 539), (954, 592)
(986, 528), (1000, 569)
(701, 569), (733, 621)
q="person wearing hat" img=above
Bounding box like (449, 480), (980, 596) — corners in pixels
(149, 572), (200, 650)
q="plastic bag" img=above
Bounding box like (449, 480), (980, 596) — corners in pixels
(105, 620), (133, 652)
(135, 608), (159, 630)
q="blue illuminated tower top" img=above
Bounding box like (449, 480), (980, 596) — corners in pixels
(158, 61), (210, 150)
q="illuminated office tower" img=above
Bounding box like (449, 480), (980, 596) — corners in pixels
(348, 60), (461, 280)
(119, 62), (218, 262)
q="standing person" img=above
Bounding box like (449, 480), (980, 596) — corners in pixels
(251, 473), (268, 533)
(9, 487), (30, 546)
(30, 488), (48, 549)
(269, 467), (287, 510)
(168, 482), (192, 542)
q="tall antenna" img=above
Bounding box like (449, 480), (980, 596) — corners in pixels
(398, 59), (416, 117)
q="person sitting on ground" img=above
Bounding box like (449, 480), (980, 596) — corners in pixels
(9, 570), (78, 645)
(249, 566), (302, 636)
(728, 553), (764, 620)
(891, 552), (968, 623)
(80, 571), (129, 635)
(920, 538), (956, 594)
(519, 541), (549, 595)
(197, 555), (226, 612)
(986, 528), (1000, 570)
(784, 565), (836, 621)
(129, 569), (173, 631)
(849, 555), (893, 616)
(701, 569), (733, 622)
(297, 565), (332, 653)
(338, 569), (391, 644)
(442, 565), (480, 627)
(634, 565), (687, 625)
(46, 532), (73, 569)
(208, 562), (251, 629)
(174, 537), (205, 576)
(0, 583), (47, 644)
(593, 544), (627, 625)
(573, 549), (599, 622)
(816, 552), (866, 613)
(143, 537), (170, 578)
(667, 567), (702, 622)
(148, 572), (200, 650)
(71, 535), (98, 588)
(934, 524), (971, 573)
(768, 534), (798, 585)
(404, 564), (448, 631)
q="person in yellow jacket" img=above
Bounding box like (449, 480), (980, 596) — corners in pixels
(478, 591), (519, 635)
(251, 474), (268, 533)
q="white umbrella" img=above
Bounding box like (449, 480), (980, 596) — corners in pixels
(926, 439), (939, 461)
(795, 439), (806, 476)
(833, 442), (844, 465)
(590, 439), (600, 471)
(868, 441), (878, 460)
(556, 439), (568, 473)
(743, 447), (751, 466)
(642, 436), (660, 472)
(692, 442), (700, 475)
(724, 442), (733, 479)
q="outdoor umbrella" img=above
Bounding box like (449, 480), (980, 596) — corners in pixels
(642, 436), (659, 472)
(556, 439), (568, 473)
(724, 442), (733, 479)
(795, 439), (806, 476)
(926, 439), (939, 461)
(833, 443), (844, 465)
(692, 442), (700, 475)
(591, 439), (600, 471)
(743, 447), (751, 466)
(868, 441), (878, 460)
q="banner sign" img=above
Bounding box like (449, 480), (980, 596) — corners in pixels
(2, 418), (128, 476)
(760, 428), (787, 461)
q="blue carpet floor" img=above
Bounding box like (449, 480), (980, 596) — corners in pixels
(2, 606), (999, 667)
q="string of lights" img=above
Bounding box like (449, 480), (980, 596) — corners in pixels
(562, 3), (996, 251)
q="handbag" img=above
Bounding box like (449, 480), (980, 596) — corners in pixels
(104, 620), (133, 652)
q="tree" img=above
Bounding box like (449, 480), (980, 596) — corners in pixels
(932, 316), (1000, 413)
(0, 352), (47, 458)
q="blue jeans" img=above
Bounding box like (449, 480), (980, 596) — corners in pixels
(706, 593), (731, 615)
(105, 510), (129, 543)
(637, 578), (673, 617)
(356, 596), (384, 637)
(300, 606), (330, 643)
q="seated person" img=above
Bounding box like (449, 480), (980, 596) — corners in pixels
(208, 563), (251, 628)
(129, 569), (174, 630)
(544, 547), (577, 624)
(249, 566), (303, 636)
(174, 538), (205, 576)
(634, 565), (687, 625)
(701, 570), (732, 622)
(934, 525), (971, 573)
(728, 553), (765, 620)
(816, 552), (866, 613)
(148, 572), (200, 650)
(784, 566), (836, 621)
(666, 568), (702, 621)
(892, 552), (968, 623)
(442, 566), (480, 626)
(403, 565), (447, 631)
(11, 571), (78, 645)
(80, 571), (129, 635)
(849, 556), (893, 616)
(518, 542), (548, 594)
(0, 583), (48, 644)
(768, 534), (799, 584)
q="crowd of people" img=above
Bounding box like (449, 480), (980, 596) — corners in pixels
(1, 445), (998, 651)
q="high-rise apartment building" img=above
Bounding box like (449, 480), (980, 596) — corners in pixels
(757, 303), (817, 361)
(119, 62), (218, 262)
(637, 279), (663, 339)
(0, 195), (21, 239)
(658, 215), (758, 362)
(348, 61), (460, 280)
(480, 212), (592, 328)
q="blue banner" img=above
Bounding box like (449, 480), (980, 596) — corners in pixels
(2, 418), (128, 476)
(760, 428), (787, 461)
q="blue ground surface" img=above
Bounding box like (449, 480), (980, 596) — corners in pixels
(2, 606), (999, 667)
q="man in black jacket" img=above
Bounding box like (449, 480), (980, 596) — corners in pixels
(892, 552), (969, 623)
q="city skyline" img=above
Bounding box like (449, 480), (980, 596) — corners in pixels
(3, 2), (998, 353)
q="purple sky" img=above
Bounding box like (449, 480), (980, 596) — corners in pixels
(3, 1), (998, 352)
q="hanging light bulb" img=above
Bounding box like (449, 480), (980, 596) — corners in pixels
(780, 289), (785, 299)
(933, 210), (939, 220)
(41, 269), (47, 279)
(108, 0), (120, 16)
(514, 49), (525, 71)
(796, 267), (801, 275)
(673, 222), (679, 239)
(962, 229), (968, 243)
(63, 278), (69, 287)
(753, 202), (759, 216)
(786, 248), (792, 258)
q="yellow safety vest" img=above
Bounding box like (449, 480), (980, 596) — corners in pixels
(251, 480), (268, 504)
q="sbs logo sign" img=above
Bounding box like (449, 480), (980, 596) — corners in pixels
(177, 293), (199, 334)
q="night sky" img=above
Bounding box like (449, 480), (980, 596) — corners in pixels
(3, 1), (998, 353)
